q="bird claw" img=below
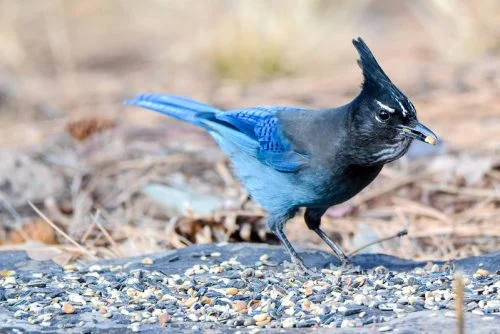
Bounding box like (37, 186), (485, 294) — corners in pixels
(340, 262), (355, 272)
(291, 258), (316, 276)
(341, 256), (353, 269)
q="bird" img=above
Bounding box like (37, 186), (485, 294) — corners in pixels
(124, 37), (437, 272)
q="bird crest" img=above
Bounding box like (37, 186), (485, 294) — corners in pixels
(352, 37), (416, 118)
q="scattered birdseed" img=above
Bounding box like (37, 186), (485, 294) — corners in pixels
(259, 254), (269, 261)
(0, 253), (498, 331)
(379, 325), (394, 332)
(88, 265), (103, 272)
(0, 271), (15, 278)
(62, 304), (75, 314)
(475, 268), (489, 277)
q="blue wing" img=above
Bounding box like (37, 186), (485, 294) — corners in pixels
(217, 107), (309, 172)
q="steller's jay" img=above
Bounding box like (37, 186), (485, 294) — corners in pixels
(125, 38), (437, 272)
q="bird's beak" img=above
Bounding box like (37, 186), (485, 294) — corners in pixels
(398, 123), (437, 145)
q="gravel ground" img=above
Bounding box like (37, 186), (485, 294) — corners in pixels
(0, 243), (499, 333)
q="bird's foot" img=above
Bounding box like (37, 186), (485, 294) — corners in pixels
(326, 256), (355, 273)
(290, 258), (316, 276)
(340, 256), (353, 270)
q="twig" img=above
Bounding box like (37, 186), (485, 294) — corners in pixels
(392, 197), (452, 224)
(91, 210), (120, 257)
(28, 201), (97, 260)
(111, 154), (190, 171)
(215, 160), (235, 187)
(420, 183), (500, 200)
(348, 229), (408, 256)
(80, 220), (96, 244)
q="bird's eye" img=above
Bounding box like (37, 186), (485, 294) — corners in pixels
(377, 110), (391, 122)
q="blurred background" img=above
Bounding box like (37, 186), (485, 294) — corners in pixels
(0, 0), (499, 264)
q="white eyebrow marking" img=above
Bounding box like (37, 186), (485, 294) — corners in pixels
(398, 100), (408, 117)
(375, 100), (395, 113)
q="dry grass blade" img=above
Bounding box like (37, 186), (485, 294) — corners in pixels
(80, 220), (97, 244)
(28, 201), (97, 260)
(420, 183), (500, 200)
(91, 210), (121, 257)
(391, 197), (452, 224)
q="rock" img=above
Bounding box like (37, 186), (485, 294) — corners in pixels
(142, 183), (224, 217)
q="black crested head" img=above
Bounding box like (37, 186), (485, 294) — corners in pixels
(342, 38), (437, 167)
(352, 37), (392, 89)
(351, 37), (416, 120)
(344, 37), (426, 166)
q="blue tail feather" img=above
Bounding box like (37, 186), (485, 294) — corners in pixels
(124, 93), (259, 155)
(124, 93), (220, 126)
(126, 93), (219, 113)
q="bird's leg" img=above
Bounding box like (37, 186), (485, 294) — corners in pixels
(269, 214), (313, 274)
(314, 228), (352, 267)
(305, 208), (352, 267)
